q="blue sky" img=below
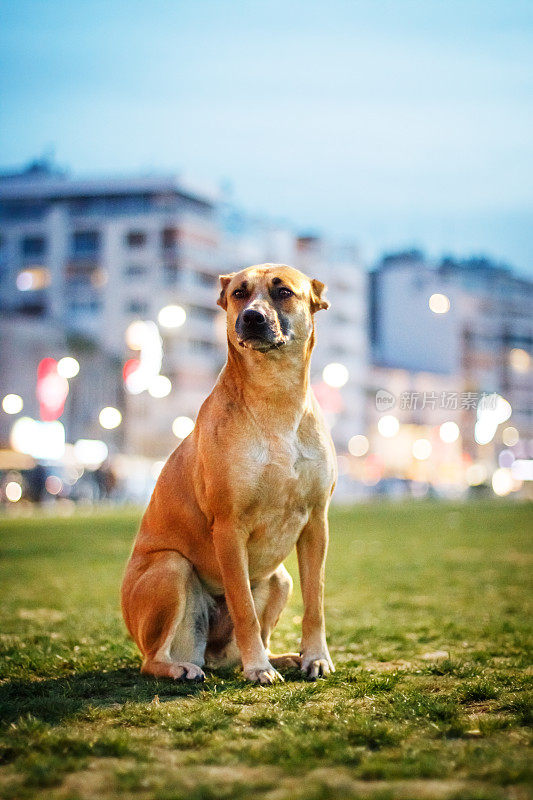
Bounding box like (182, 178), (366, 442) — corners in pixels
(1, 0), (532, 274)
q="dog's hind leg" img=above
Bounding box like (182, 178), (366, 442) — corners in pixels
(121, 549), (211, 681)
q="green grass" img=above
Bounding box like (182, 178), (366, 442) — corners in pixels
(0, 501), (531, 800)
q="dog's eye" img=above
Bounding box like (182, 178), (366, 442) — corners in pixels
(232, 289), (246, 299)
(277, 287), (293, 298)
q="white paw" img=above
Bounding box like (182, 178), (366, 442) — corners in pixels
(168, 662), (206, 682)
(244, 665), (284, 685)
(301, 653), (335, 680)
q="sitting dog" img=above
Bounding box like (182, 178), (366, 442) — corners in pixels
(121, 264), (336, 684)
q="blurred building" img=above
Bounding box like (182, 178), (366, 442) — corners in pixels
(0, 160), (229, 460)
(0, 162), (367, 500)
(367, 251), (533, 495)
(294, 237), (367, 471)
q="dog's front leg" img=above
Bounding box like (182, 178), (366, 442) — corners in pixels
(212, 523), (283, 684)
(296, 508), (335, 679)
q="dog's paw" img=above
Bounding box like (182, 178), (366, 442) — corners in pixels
(244, 665), (284, 685)
(301, 653), (335, 680)
(168, 662), (206, 682)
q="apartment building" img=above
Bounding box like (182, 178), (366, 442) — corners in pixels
(1, 163), (368, 488)
(368, 252), (533, 486)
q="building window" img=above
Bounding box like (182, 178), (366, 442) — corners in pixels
(124, 264), (148, 277)
(126, 231), (147, 248)
(196, 270), (218, 287)
(72, 230), (100, 255)
(189, 339), (215, 353)
(127, 299), (149, 315)
(21, 235), (46, 257)
(162, 227), (178, 249)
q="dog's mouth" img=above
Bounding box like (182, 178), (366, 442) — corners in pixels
(237, 335), (287, 353)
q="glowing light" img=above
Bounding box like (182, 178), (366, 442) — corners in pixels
(5, 481), (22, 502)
(99, 407), (122, 430)
(509, 348), (530, 374)
(148, 375), (172, 398)
(492, 468), (513, 497)
(57, 357), (80, 379)
(322, 363), (349, 388)
(466, 463), (487, 486)
(45, 475), (62, 495)
(74, 439), (108, 469)
(158, 304), (186, 329)
(429, 293), (450, 314)
(475, 394), (512, 445)
(16, 268), (51, 291)
(36, 358), (69, 421)
(439, 421), (460, 443)
(2, 394), (23, 414)
(348, 434), (369, 457)
(377, 415), (400, 438)
(124, 321), (162, 393)
(11, 417), (65, 460)
(126, 320), (151, 350)
(502, 426), (519, 447)
(172, 416), (195, 439)
(412, 438), (432, 460)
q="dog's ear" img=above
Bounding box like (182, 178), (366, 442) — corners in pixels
(217, 273), (235, 310)
(310, 279), (330, 312)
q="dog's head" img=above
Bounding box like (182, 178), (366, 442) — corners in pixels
(217, 264), (329, 353)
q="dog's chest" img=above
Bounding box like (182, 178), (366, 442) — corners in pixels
(243, 433), (332, 580)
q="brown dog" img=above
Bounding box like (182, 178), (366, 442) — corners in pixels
(121, 263), (336, 684)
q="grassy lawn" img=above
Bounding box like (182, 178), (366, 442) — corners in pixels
(0, 501), (531, 800)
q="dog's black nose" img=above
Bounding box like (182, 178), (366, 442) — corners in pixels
(242, 308), (266, 326)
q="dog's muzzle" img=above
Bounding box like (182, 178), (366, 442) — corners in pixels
(235, 308), (286, 352)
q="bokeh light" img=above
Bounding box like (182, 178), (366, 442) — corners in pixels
(322, 362), (349, 388)
(5, 481), (22, 502)
(439, 421), (459, 443)
(348, 434), (369, 457)
(428, 293), (450, 314)
(45, 475), (63, 495)
(11, 418), (66, 460)
(16, 267), (51, 291)
(502, 426), (519, 447)
(172, 416), (195, 439)
(148, 375), (172, 398)
(466, 463), (488, 486)
(57, 357), (80, 379)
(74, 439), (108, 468)
(158, 305), (186, 329)
(377, 415), (399, 438)
(492, 468), (514, 497)
(509, 348), (530, 373)
(126, 320), (151, 350)
(2, 394), (23, 414)
(99, 407), (122, 429)
(412, 438), (432, 460)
